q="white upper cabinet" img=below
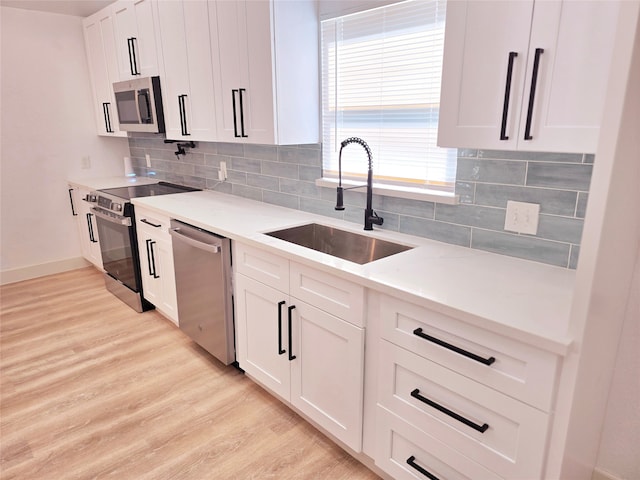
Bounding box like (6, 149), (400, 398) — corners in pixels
(111, 0), (161, 79)
(438, 0), (620, 153)
(82, 10), (127, 137)
(156, 0), (217, 141)
(208, 0), (319, 145)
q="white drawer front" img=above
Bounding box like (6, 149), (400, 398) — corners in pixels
(136, 207), (172, 239)
(234, 242), (289, 293)
(380, 295), (558, 411)
(376, 406), (502, 480)
(379, 340), (548, 479)
(290, 262), (365, 327)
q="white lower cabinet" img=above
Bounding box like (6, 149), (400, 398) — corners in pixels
(71, 186), (103, 269)
(135, 207), (178, 325)
(377, 407), (503, 480)
(373, 294), (559, 480)
(234, 242), (365, 451)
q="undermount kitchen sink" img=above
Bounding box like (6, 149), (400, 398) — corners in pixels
(265, 223), (413, 264)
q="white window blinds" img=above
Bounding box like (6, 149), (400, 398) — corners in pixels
(321, 0), (456, 193)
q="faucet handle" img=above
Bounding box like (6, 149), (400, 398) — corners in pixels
(335, 186), (345, 211)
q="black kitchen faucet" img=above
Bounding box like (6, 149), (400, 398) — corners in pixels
(334, 137), (384, 231)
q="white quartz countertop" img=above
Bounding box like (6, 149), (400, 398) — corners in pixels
(129, 189), (576, 355)
(68, 175), (159, 190)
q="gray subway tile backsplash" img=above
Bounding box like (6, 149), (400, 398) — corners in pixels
(475, 183), (578, 216)
(455, 158), (526, 185)
(128, 133), (590, 269)
(526, 162), (593, 191)
(471, 229), (571, 267)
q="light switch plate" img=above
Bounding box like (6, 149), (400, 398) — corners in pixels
(504, 200), (540, 235)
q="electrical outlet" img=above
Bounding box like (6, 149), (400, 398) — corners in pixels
(81, 156), (91, 169)
(145, 154), (152, 168)
(504, 200), (540, 235)
(219, 161), (227, 181)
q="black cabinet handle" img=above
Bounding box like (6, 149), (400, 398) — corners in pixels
(149, 240), (159, 279)
(102, 102), (114, 133)
(411, 388), (489, 433)
(145, 239), (154, 276)
(127, 37), (140, 75)
(86, 213), (98, 243)
(238, 88), (247, 137)
(500, 52), (518, 141)
(68, 189), (77, 216)
(140, 218), (161, 228)
(178, 95), (190, 136)
(277, 300), (286, 355)
(232, 89), (240, 137)
(524, 47), (544, 140)
(288, 305), (296, 361)
(412, 328), (496, 366)
(406, 456), (440, 480)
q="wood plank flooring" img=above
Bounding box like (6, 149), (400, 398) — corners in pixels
(0, 267), (379, 479)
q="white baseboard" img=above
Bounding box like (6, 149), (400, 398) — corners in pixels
(0, 257), (91, 285)
(592, 467), (624, 480)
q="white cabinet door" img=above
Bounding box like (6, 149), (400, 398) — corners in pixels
(136, 210), (179, 324)
(156, 0), (217, 141)
(111, 0), (160, 79)
(438, 0), (619, 153)
(521, 0), (619, 153)
(209, 0), (318, 145)
(235, 273), (291, 401)
(82, 11), (127, 137)
(438, 1), (533, 151)
(290, 300), (365, 452)
(210, 0), (275, 144)
(75, 188), (103, 269)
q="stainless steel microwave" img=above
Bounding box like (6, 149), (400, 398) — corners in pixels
(113, 76), (165, 133)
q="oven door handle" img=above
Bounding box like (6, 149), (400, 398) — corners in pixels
(91, 207), (132, 227)
(169, 227), (221, 254)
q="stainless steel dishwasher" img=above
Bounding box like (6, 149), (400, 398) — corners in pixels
(169, 219), (235, 365)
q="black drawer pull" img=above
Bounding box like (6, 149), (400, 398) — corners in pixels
(140, 218), (161, 228)
(287, 305), (296, 361)
(149, 240), (159, 279)
(412, 327), (495, 366)
(277, 300), (286, 355)
(406, 456), (440, 480)
(411, 388), (489, 433)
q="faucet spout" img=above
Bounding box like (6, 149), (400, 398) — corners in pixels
(335, 137), (384, 231)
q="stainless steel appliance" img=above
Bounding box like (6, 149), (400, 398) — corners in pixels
(169, 220), (235, 365)
(113, 76), (165, 133)
(90, 182), (199, 312)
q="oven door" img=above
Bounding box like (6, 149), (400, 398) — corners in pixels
(91, 207), (140, 293)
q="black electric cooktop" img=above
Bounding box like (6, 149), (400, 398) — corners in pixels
(98, 181), (200, 201)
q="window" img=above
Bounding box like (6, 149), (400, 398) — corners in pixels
(321, 0), (456, 196)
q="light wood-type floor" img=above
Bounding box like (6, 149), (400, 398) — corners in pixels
(0, 267), (379, 479)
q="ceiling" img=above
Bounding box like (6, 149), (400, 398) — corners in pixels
(0, 0), (116, 17)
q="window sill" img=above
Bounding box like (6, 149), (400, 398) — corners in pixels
(315, 178), (459, 205)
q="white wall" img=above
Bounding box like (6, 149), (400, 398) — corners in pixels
(0, 6), (129, 283)
(594, 244), (640, 480)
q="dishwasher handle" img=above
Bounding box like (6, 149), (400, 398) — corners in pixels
(169, 226), (222, 254)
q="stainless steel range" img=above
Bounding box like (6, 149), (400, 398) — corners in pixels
(88, 182), (199, 312)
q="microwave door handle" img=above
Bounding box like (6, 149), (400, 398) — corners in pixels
(136, 89), (151, 124)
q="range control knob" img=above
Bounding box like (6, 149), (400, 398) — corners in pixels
(86, 193), (97, 202)
(113, 203), (123, 212)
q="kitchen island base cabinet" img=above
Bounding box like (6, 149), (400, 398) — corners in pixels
(234, 242), (365, 452)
